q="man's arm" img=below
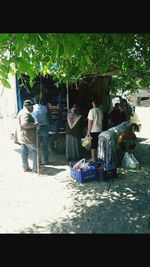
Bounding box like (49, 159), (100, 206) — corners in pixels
(88, 119), (93, 135)
(20, 113), (37, 129)
(87, 109), (93, 135)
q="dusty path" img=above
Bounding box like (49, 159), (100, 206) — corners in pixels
(0, 106), (150, 233)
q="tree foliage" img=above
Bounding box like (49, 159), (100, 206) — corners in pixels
(0, 33), (150, 93)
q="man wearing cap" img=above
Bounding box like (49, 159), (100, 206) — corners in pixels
(16, 99), (39, 172)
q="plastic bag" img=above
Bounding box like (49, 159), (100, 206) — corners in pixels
(81, 135), (92, 151)
(73, 158), (86, 169)
(122, 152), (139, 169)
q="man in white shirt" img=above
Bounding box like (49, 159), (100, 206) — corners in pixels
(87, 97), (103, 163)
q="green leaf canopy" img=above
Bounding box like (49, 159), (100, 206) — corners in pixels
(0, 33), (150, 93)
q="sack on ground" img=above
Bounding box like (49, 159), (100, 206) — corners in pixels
(81, 135), (92, 150)
(122, 152), (139, 169)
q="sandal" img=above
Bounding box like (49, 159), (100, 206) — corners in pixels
(89, 160), (96, 164)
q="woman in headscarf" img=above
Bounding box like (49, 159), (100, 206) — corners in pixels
(66, 104), (83, 161)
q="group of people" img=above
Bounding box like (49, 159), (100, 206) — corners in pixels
(65, 96), (103, 163)
(65, 96), (135, 166)
(14, 93), (134, 173)
(16, 95), (104, 173)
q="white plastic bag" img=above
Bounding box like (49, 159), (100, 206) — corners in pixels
(122, 152), (139, 169)
(73, 158), (86, 169)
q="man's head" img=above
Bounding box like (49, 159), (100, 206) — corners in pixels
(23, 99), (34, 112)
(117, 103), (124, 111)
(34, 95), (46, 105)
(91, 96), (100, 107)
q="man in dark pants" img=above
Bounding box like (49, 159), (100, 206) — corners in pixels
(87, 97), (103, 163)
(32, 96), (49, 165)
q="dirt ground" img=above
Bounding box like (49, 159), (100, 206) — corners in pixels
(0, 105), (150, 234)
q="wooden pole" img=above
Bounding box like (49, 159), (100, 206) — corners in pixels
(36, 127), (40, 176)
(66, 82), (69, 110)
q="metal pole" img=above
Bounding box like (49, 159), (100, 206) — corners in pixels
(36, 127), (40, 176)
(66, 82), (69, 110)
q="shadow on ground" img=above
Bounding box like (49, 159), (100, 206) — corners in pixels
(14, 147), (68, 166)
(20, 179), (150, 233)
(40, 166), (66, 176)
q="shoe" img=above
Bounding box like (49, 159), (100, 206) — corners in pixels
(88, 160), (96, 165)
(44, 162), (51, 165)
(32, 169), (37, 174)
(40, 162), (51, 166)
(23, 167), (32, 172)
(89, 159), (96, 163)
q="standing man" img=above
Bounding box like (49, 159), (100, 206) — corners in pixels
(16, 99), (39, 172)
(32, 96), (49, 165)
(87, 97), (103, 163)
(108, 103), (127, 127)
